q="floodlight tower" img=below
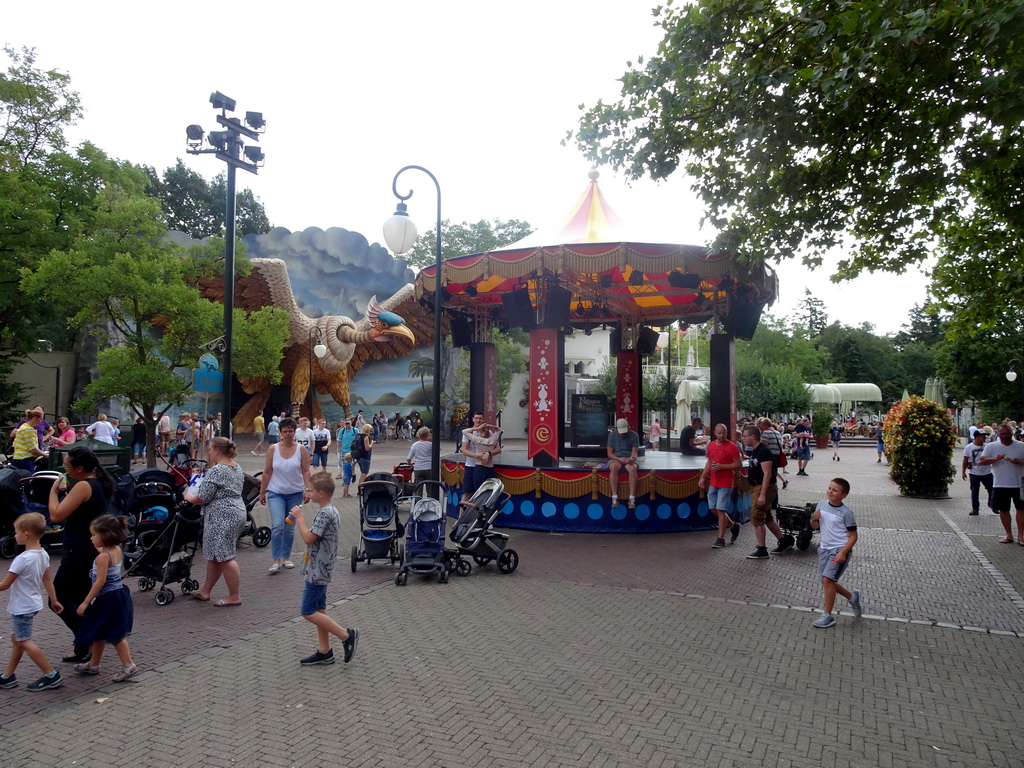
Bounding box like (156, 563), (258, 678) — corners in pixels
(185, 92), (265, 436)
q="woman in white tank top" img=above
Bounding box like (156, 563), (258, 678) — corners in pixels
(258, 417), (312, 573)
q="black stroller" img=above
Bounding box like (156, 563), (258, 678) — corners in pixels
(775, 502), (818, 551)
(395, 481), (449, 585)
(448, 477), (519, 575)
(124, 503), (203, 605)
(351, 472), (403, 571)
(238, 472), (271, 548)
(0, 469), (66, 559)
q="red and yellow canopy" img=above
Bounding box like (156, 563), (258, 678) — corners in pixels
(417, 172), (776, 331)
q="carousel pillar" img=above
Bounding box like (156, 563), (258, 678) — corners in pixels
(615, 349), (641, 434)
(709, 334), (736, 437)
(469, 342), (498, 423)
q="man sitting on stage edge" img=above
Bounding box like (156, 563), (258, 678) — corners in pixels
(607, 418), (639, 510)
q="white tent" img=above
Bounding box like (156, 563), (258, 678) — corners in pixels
(674, 379), (707, 432)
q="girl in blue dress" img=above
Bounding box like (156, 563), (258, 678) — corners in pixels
(73, 515), (138, 682)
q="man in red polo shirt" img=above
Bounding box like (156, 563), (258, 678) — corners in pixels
(698, 423), (743, 548)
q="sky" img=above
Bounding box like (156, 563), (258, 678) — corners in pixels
(6, 1), (929, 335)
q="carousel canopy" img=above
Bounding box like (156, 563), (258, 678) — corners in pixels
(415, 171), (778, 343)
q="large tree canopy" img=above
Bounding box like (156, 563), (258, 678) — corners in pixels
(143, 159), (272, 239)
(572, 1), (1024, 329)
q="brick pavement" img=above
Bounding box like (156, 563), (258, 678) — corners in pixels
(2, 438), (1024, 767)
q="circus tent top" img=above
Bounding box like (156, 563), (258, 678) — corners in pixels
(415, 171), (778, 339)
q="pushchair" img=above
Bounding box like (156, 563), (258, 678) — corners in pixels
(395, 481), (449, 585)
(0, 468), (66, 559)
(238, 472), (271, 548)
(351, 472), (403, 572)
(448, 477), (519, 575)
(775, 502), (818, 552)
(124, 504), (203, 605)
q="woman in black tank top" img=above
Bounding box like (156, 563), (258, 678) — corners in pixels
(48, 447), (114, 663)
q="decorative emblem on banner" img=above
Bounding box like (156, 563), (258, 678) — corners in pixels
(528, 329), (559, 460)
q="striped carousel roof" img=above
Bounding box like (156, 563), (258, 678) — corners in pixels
(416, 172), (777, 332)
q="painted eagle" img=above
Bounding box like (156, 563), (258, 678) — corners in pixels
(197, 258), (433, 432)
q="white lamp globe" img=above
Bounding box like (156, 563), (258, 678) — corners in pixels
(383, 203), (419, 255)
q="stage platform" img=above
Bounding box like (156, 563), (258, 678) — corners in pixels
(439, 447), (752, 534)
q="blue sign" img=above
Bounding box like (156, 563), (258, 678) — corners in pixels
(199, 353), (220, 371)
(193, 369), (224, 392)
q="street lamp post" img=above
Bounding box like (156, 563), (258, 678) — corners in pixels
(185, 92), (266, 437)
(308, 327), (327, 421)
(383, 166), (443, 484)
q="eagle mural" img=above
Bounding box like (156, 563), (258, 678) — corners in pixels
(197, 257), (435, 433)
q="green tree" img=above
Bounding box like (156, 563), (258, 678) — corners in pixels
(735, 358), (812, 416)
(736, 315), (830, 381)
(936, 312), (1024, 419)
(403, 218), (533, 268)
(21, 173), (287, 466)
(572, 1), (1024, 328)
(143, 159), (272, 238)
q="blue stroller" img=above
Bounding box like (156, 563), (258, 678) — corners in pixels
(395, 481), (449, 585)
(351, 472), (404, 571)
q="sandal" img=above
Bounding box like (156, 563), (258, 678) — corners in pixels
(999, 537), (1014, 544)
(73, 663), (99, 676)
(113, 664), (139, 682)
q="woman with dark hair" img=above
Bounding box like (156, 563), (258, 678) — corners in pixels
(184, 436), (245, 606)
(51, 416), (77, 447)
(258, 418), (311, 574)
(48, 446), (114, 663)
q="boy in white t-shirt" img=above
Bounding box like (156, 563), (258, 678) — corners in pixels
(808, 478), (862, 629)
(0, 513), (64, 691)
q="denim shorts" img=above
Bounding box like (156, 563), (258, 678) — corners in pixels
(301, 582), (328, 616)
(12, 612), (36, 642)
(706, 485), (732, 511)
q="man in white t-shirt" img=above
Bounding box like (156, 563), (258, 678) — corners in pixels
(961, 430), (993, 515)
(294, 417), (314, 454)
(979, 425), (1024, 544)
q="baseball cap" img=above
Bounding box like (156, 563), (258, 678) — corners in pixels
(616, 418), (629, 434)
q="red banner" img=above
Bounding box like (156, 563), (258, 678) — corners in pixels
(616, 350), (640, 433)
(527, 327), (560, 460)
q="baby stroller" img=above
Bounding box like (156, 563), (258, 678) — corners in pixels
(351, 472), (404, 571)
(238, 472), (271, 548)
(448, 477), (519, 575)
(775, 502), (818, 552)
(0, 469), (65, 559)
(395, 481), (449, 585)
(124, 503), (203, 605)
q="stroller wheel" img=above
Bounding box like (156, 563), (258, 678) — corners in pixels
(0, 535), (19, 559)
(395, 572), (407, 587)
(155, 588), (174, 605)
(497, 549), (519, 574)
(796, 531), (813, 551)
(455, 559), (472, 577)
(472, 555), (492, 566)
(351, 545), (359, 573)
(253, 526), (272, 548)
(138, 577), (155, 592)
(439, 569), (449, 584)
(181, 579), (199, 594)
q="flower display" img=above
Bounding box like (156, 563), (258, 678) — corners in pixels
(882, 396), (957, 496)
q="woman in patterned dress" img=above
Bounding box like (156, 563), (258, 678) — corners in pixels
(183, 436), (246, 607)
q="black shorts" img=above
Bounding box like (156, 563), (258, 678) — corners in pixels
(991, 487), (1024, 512)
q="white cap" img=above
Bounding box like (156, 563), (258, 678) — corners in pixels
(616, 418), (630, 434)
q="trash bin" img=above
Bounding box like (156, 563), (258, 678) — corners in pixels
(49, 438), (132, 477)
